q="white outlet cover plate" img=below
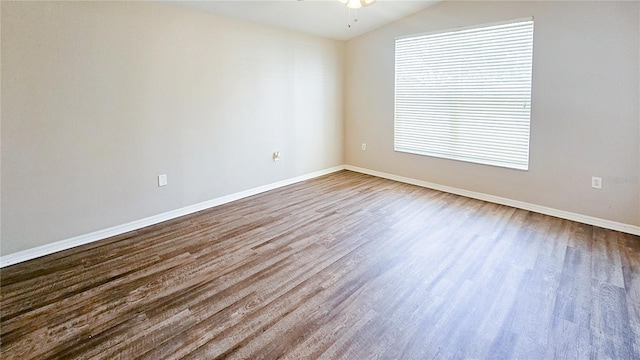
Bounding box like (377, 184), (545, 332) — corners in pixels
(591, 176), (602, 189)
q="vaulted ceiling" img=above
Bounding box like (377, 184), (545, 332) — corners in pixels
(163, 0), (441, 41)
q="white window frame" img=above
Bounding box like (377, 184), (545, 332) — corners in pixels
(394, 18), (534, 170)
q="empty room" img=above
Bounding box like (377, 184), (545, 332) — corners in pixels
(1, 0), (639, 358)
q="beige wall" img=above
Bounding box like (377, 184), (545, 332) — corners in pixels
(1, 1), (344, 255)
(345, 1), (640, 227)
(2, 1), (639, 258)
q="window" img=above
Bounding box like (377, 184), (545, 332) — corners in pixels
(394, 18), (534, 170)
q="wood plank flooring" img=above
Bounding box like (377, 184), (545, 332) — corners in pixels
(1, 170), (639, 359)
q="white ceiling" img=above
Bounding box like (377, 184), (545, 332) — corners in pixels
(161, 0), (441, 41)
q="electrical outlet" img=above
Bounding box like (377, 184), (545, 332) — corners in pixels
(591, 176), (602, 189)
(158, 174), (167, 187)
(361, 143), (366, 151)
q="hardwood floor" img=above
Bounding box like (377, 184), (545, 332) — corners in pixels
(1, 170), (639, 359)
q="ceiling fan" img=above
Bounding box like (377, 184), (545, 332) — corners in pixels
(339, 0), (377, 9)
(338, 0), (376, 27)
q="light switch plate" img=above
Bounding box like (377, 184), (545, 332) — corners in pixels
(158, 174), (168, 187)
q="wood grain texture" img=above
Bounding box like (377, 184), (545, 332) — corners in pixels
(1, 170), (639, 359)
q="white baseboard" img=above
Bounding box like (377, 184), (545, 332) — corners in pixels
(0, 166), (345, 268)
(344, 165), (640, 237)
(3, 164), (638, 268)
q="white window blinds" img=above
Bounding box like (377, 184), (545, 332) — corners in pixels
(394, 19), (534, 170)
